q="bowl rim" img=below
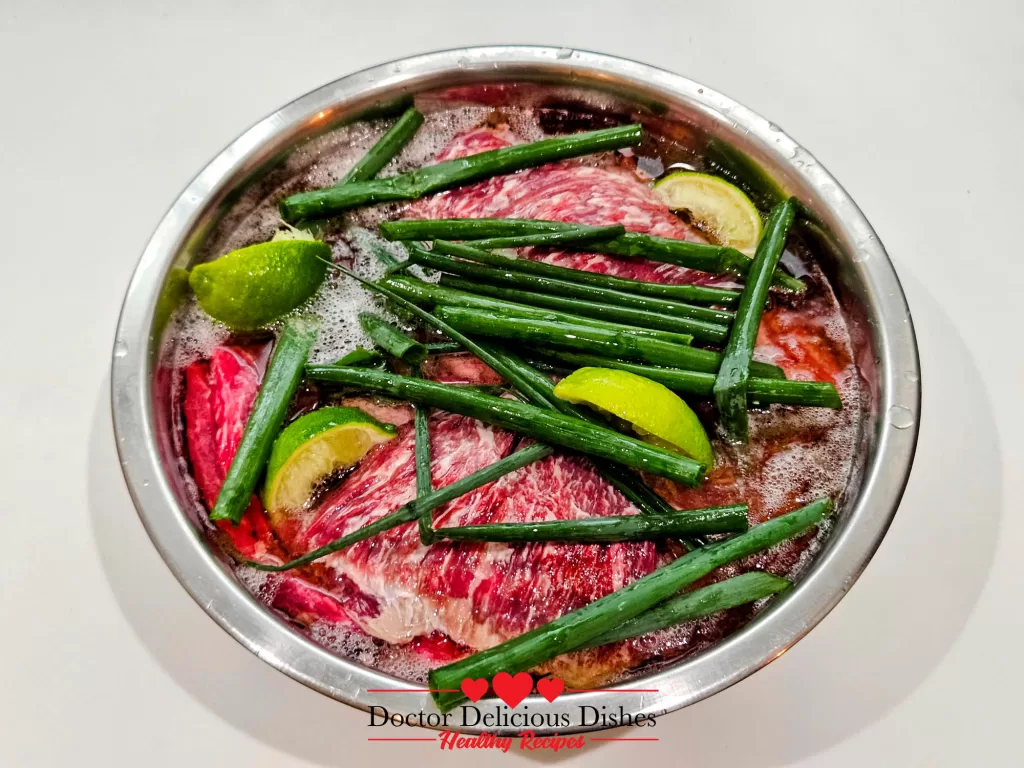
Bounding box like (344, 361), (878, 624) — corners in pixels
(111, 45), (920, 734)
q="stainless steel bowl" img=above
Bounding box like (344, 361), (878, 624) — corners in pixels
(111, 46), (920, 733)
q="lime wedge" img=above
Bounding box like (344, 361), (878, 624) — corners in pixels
(654, 172), (762, 253)
(189, 239), (330, 330)
(263, 407), (397, 519)
(553, 367), (714, 471)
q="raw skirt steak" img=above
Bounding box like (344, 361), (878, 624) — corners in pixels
(181, 121), (858, 688)
(409, 125), (725, 287)
(184, 345), (358, 631)
(185, 346), (666, 686)
(406, 122), (858, 527)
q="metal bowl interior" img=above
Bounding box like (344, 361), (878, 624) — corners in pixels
(111, 46), (920, 734)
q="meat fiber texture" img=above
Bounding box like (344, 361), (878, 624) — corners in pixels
(184, 346), (358, 631)
(408, 125), (729, 287)
(407, 124), (857, 529)
(182, 124), (855, 688)
(297, 419), (663, 686)
(184, 345), (664, 687)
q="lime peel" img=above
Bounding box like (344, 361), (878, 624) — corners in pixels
(263, 406), (397, 519)
(553, 367), (715, 471)
(189, 239), (330, 330)
(654, 172), (763, 254)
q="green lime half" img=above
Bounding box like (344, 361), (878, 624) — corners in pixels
(189, 239), (330, 330)
(654, 172), (763, 253)
(553, 367), (715, 470)
(263, 407), (397, 520)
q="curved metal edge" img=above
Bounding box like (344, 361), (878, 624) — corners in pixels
(111, 45), (921, 734)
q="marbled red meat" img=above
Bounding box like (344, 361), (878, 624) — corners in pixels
(420, 352), (503, 385)
(183, 346), (277, 560)
(183, 345), (354, 628)
(292, 413), (662, 685)
(182, 120), (858, 688)
(409, 126), (726, 286)
(184, 346), (664, 686)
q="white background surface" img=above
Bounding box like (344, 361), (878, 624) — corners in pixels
(1, 1), (1021, 765)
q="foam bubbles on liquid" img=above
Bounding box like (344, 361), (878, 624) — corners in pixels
(308, 621), (434, 684)
(747, 269), (861, 525)
(235, 566), (283, 605)
(303, 243), (376, 365)
(162, 299), (231, 368)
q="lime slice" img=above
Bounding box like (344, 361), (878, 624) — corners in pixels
(263, 407), (397, 519)
(553, 367), (714, 470)
(189, 239), (330, 330)
(654, 172), (762, 253)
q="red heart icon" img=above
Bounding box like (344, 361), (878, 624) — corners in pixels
(536, 676), (565, 703)
(460, 677), (488, 703)
(491, 672), (533, 708)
